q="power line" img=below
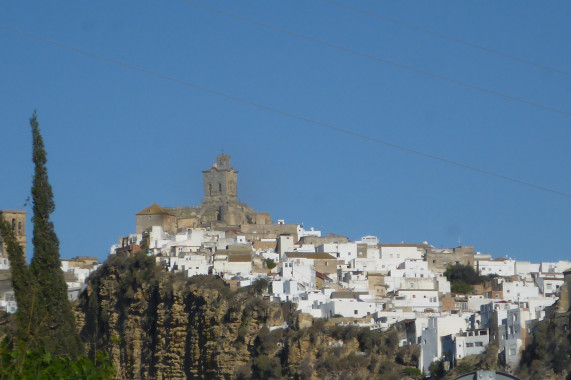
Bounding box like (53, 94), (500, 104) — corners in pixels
(178, 1), (571, 118)
(1, 24), (569, 199)
(323, 0), (571, 78)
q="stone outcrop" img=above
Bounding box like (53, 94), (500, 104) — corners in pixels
(76, 253), (286, 379)
(75, 253), (418, 379)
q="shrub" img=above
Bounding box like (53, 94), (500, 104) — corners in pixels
(402, 366), (423, 379)
(264, 259), (276, 270)
(252, 355), (281, 379)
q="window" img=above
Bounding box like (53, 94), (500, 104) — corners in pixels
(466, 343), (474, 347)
(475, 342), (483, 347)
(218, 183), (222, 192)
(354, 310), (358, 315)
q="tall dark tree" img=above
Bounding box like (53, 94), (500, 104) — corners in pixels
(0, 222), (38, 342)
(27, 110), (83, 357)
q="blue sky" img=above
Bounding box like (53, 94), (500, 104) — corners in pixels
(1, 1), (569, 263)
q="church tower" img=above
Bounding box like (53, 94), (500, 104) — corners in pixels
(0, 210), (27, 260)
(202, 153), (237, 204)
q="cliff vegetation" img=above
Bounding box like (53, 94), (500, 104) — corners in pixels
(77, 252), (421, 379)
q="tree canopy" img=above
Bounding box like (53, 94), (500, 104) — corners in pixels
(444, 264), (483, 294)
(0, 111), (113, 377)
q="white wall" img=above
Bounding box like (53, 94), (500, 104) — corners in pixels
(477, 259), (516, 276)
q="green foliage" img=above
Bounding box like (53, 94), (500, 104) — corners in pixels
(27, 111), (83, 357)
(254, 326), (280, 357)
(428, 359), (446, 379)
(451, 280), (474, 294)
(0, 222), (39, 343)
(1, 112), (82, 358)
(402, 366), (422, 379)
(186, 275), (233, 299)
(455, 361), (475, 375)
(80, 251), (162, 359)
(518, 317), (571, 379)
(264, 258), (276, 270)
(251, 278), (269, 295)
(475, 338), (498, 370)
(357, 328), (383, 354)
(252, 355), (281, 379)
(444, 264), (481, 285)
(0, 339), (114, 379)
(0, 112), (112, 378)
(445, 264), (482, 294)
(395, 344), (420, 367)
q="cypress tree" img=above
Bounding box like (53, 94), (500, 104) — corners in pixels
(0, 222), (38, 343)
(27, 110), (83, 357)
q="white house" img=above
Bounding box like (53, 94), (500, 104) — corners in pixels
(281, 259), (315, 288)
(378, 244), (427, 261)
(477, 258), (516, 277)
(321, 292), (376, 318)
(419, 314), (469, 374)
(501, 280), (540, 303)
(392, 289), (440, 312)
(316, 242), (357, 265)
(449, 329), (490, 361)
(540, 260), (571, 273)
(213, 253), (252, 277)
(534, 273), (564, 297)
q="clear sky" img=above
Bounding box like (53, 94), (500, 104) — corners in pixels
(1, 1), (570, 263)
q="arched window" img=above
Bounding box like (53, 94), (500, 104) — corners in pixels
(18, 222), (22, 234)
(209, 184), (212, 195)
(11, 219), (16, 231)
(219, 183), (222, 192)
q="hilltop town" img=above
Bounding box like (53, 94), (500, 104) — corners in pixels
(2, 153), (570, 375)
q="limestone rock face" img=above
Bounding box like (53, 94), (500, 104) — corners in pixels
(75, 254), (417, 379)
(76, 254), (284, 379)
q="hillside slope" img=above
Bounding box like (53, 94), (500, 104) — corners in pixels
(75, 253), (420, 379)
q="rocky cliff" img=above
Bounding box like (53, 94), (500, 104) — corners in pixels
(75, 253), (420, 379)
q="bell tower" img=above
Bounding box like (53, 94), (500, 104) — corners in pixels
(202, 153), (237, 204)
(0, 210), (27, 260)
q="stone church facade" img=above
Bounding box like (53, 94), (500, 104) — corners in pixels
(0, 209), (27, 260)
(136, 154), (272, 235)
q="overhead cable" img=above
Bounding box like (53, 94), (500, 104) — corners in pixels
(1, 24), (569, 199)
(178, 1), (571, 118)
(323, 0), (571, 78)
